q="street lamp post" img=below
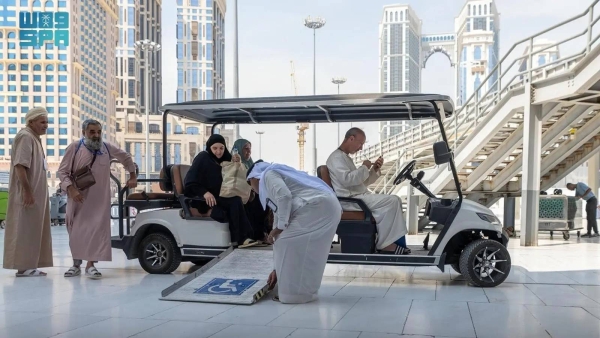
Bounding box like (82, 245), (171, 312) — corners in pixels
(256, 131), (265, 159)
(304, 16), (325, 175)
(332, 77), (347, 144)
(135, 39), (161, 192)
(233, 0), (240, 140)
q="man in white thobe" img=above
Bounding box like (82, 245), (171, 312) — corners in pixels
(247, 160), (342, 304)
(326, 128), (409, 255)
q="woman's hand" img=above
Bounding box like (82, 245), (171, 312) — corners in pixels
(267, 270), (277, 290)
(232, 154), (241, 163)
(204, 192), (217, 207)
(267, 228), (283, 244)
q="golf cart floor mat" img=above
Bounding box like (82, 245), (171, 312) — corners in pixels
(160, 248), (273, 305)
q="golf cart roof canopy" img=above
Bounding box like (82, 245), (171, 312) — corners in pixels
(159, 93), (454, 125)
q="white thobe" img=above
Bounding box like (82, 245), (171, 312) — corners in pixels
(326, 149), (407, 250)
(264, 171), (342, 304)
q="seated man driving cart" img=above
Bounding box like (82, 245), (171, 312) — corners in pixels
(327, 127), (410, 255)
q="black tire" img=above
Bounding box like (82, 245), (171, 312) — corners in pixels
(459, 239), (511, 287)
(138, 233), (181, 274)
(451, 263), (461, 274)
(563, 232), (570, 240)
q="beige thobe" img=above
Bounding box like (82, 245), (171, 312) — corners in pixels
(58, 140), (136, 262)
(326, 149), (407, 250)
(3, 128), (53, 270)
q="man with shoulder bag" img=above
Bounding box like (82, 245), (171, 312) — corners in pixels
(58, 119), (137, 279)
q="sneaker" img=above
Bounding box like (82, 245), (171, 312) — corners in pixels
(581, 233), (593, 238)
(592, 233), (600, 238)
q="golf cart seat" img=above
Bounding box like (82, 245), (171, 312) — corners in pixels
(317, 165), (377, 254)
(126, 166), (175, 201)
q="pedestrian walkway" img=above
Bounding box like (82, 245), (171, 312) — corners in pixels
(0, 227), (598, 338)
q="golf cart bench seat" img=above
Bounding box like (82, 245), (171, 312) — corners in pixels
(317, 166), (375, 223)
(317, 165), (377, 254)
(125, 166), (176, 201)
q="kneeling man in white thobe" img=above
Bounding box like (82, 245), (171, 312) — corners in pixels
(326, 127), (410, 255)
(247, 160), (342, 304)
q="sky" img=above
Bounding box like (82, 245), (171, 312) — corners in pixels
(161, 0), (594, 171)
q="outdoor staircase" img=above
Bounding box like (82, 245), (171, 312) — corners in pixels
(356, 0), (600, 217)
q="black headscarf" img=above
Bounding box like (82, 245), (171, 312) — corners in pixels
(205, 134), (232, 164)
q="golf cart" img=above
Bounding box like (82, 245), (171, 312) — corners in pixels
(110, 94), (511, 287)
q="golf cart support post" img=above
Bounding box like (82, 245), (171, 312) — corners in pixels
(111, 94), (510, 287)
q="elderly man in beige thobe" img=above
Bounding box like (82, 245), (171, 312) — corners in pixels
(326, 127), (410, 255)
(58, 119), (137, 279)
(3, 107), (53, 277)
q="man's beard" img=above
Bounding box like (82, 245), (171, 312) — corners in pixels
(84, 137), (102, 150)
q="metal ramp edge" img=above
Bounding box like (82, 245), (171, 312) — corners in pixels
(160, 248), (273, 305)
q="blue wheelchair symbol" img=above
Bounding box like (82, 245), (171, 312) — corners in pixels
(194, 278), (258, 296)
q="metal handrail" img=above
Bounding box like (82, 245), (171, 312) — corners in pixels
(355, 0), (600, 164)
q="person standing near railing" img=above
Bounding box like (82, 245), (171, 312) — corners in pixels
(566, 182), (598, 238)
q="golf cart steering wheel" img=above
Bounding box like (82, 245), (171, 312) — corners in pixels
(393, 160), (417, 185)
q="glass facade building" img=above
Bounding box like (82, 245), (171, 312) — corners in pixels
(175, 0), (225, 102)
(379, 5), (422, 141)
(0, 0), (118, 189)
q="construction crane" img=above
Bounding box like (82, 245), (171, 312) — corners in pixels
(291, 60), (310, 172)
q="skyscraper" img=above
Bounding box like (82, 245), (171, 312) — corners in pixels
(0, 0), (118, 189)
(114, 0), (162, 184)
(378, 5), (422, 141)
(455, 0), (500, 106)
(176, 0), (225, 102)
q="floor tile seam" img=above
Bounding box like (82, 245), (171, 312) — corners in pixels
(282, 327), (300, 338)
(582, 307), (600, 320)
(465, 301), (478, 338)
(568, 285), (600, 306)
(142, 301), (187, 319)
(327, 297), (362, 331)
(263, 299), (303, 327)
(0, 312), (56, 330)
(331, 277), (357, 297)
(122, 318), (173, 338)
(46, 315), (113, 337)
(523, 284), (548, 306)
(521, 304), (553, 338)
(400, 299), (414, 335)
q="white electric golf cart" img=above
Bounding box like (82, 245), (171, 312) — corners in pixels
(110, 94), (511, 287)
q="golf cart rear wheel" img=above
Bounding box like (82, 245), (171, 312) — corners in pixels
(138, 233), (181, 274)
(459, 239), (511, 287)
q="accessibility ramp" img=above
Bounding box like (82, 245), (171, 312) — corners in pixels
(160, 248), (273, 305)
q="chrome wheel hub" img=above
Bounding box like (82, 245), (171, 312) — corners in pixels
(473, 246), (507, 283)
(146, 243), (168, 267)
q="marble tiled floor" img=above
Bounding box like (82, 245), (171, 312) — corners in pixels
(0, 227), (599, 338)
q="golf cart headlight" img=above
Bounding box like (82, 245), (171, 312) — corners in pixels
(477, 213), (501, 225)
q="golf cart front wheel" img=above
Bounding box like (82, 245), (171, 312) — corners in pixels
(138, 233), (182, 274)
(459, 239), (511, 287)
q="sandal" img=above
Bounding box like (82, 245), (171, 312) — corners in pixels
(16, 269), (47, 277)
(272, 295), (280, 302)
(64, 266), (81, 278)
(85, 267), (102, 279)
(378, 246), (411, 255)
(238, 238), (259, 249)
